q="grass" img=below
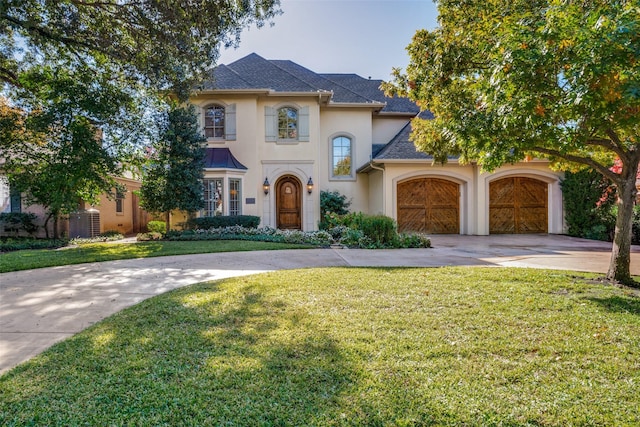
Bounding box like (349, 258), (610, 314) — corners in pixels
(0, 240), (311, 273)
(1, 267), (639, 425)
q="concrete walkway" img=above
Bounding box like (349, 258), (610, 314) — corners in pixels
(1, 234), (638, 375)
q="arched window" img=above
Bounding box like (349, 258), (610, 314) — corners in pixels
(204, 105), (225, 138)
(278, 107), (298, 139)
(331, 136), (353, 178)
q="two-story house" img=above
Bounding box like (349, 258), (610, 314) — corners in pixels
(189, 53), (565, 235)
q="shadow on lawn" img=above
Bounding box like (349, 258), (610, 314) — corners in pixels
(587, 295), (640, 316)
(0, 279), (357, 425)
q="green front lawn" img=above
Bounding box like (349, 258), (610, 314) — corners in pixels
(0, 240), (310, 273)
(2, 267), (639, 425)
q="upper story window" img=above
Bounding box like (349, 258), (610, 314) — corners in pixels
(265, 105), (309, 143)
(204, 105), (225, 139)
(278, 107), (298, 139)
(331, 136), (353, 179)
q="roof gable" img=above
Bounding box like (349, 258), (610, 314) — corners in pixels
(373, 111), (439, 161)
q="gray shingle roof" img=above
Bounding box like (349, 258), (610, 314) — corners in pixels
(373, 111), (439, 160)
(202, 53), (419, 113)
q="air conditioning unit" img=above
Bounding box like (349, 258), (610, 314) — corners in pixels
(69, 208), (101, 238)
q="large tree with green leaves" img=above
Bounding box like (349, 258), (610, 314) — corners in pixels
(1, 0), (280, 98)
(139, 105), (205, 234)
(384, 0), (640, 284)
(1, 97), (122, 239)
(1, 0), (279, 236)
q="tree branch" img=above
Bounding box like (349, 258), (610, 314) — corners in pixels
(1, 14), (110, 58)
(0, 66), (22, 88)
(584, 137), (626, 159)
(531, 146), (621, 184)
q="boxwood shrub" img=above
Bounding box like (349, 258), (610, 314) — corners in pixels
(0, 237), (68, 252)
(147, 221), (167, 234)
(186, 215), (260, 230)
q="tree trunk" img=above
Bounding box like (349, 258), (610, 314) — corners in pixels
(606, 167), (639, 285)
(165, 211), (170, 235)
(43, 212), (52, 239)
(52, 213), (59, 240)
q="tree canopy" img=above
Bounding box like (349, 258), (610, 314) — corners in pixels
(1, 0), (280, 97)
(1, 97), (121, 238)
(1, 0), (279, 236)
(384, 0), (640, 284)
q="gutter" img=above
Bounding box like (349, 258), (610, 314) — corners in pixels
(356, 159), (385, 174)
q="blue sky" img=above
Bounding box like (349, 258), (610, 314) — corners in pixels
(219, 0), (439, 80)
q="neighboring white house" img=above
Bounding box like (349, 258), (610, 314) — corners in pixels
(188, 53), (565, 235)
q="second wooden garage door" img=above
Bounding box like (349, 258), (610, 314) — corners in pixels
(397, 178), (459, 234)
(490, 177), (548, 234)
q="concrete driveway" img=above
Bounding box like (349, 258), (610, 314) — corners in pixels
(1, 234), (638, 375)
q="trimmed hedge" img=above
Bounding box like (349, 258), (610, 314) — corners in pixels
(0, 238), (68, 253)
(186, 215), (260, 230)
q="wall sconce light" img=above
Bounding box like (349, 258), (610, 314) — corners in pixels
(263, 177), (270, 195)
(307, 177), (314, 194)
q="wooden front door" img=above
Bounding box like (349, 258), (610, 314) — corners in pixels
(397, 177), (460, 234)
(490, 177), (548, 234)
(276, 176), (302, 230)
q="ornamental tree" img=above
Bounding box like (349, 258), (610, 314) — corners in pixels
(384, 0), (640, 284)
(139, 105), (205, 234)
(1, 97), (121, 239)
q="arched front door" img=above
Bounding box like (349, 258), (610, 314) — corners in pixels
(276, 175), (302, 230)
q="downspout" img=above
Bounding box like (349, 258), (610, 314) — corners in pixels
(367, 160), (386, 216)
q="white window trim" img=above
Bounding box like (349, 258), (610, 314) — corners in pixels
(201, 172), (245, 217)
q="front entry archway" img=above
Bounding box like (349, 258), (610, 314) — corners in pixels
(276, 175), (302, 230)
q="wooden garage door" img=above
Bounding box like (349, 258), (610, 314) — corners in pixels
(398, 178), (459, 234)
(490, 177), (547, 234)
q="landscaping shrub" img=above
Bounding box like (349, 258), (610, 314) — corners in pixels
(186, 215), (260, 230)
(322, 211), (365, 230)
(166, 226), (333, 246)
(0, 237), (68, 252)
(319, 190), (351, 230)
(136, 232), (163, 241)
(359, 214), (397, 245)
(165, 212), (430, 249)
(0, 212), (39, 236)
(561, 169), (615, 240)
(147, 221), (167, 234)
(100, 230), (124, 238)
(395, 232), (432, 248)
(70, 231), (125, 245)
